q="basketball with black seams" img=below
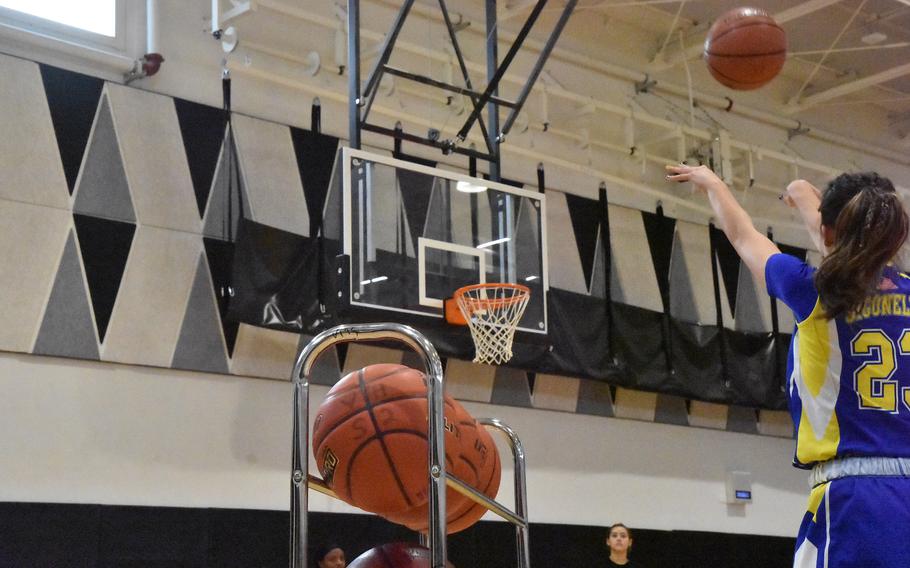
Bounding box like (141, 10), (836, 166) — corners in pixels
(703, 7), (787, 90)
(313, 364), (465, 516)
(347, 542), (456, 568)
(382, 399), (501, 534)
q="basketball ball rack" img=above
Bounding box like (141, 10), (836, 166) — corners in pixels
(290, 323), (532, 568)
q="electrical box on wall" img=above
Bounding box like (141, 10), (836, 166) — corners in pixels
(725, 471), (752, 504)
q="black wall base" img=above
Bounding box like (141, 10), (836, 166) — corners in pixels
(0, 502), (795, 567)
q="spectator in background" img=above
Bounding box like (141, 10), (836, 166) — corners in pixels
(311, 544), (346, 568)
(606, 523), (638, 567)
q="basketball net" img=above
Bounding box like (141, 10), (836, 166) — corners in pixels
(455, 283), (530, 366)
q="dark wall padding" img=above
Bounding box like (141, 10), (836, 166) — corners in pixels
(228, 217), (788, 409)
(226, 218), (322, 332)
(0, 503), (796, 568)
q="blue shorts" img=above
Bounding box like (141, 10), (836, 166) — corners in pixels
(794, 477), (910, 567)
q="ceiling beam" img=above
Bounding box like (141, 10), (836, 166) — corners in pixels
(785, 61), (910, 113)
(650, 0), (844, 71)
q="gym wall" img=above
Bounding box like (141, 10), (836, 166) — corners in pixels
(0, 51), (816, 544)
(2, 0), (909, 559)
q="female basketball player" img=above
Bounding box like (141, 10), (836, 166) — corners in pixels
(606, 523), (637, 567)
(311, 544), (346, 568)
(666, 163), (910, 567)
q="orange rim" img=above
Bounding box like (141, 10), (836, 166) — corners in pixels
(454, 283), (531, 309)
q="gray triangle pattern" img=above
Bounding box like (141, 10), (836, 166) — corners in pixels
(203, 137), (249, 240)
(654, 394), (689, 426)
(575, 379), (614, 417)
(589, 228), (606, 298)
(514, 198), (542, 282)
(668, 234), (700, 323)
(33, 230), (100, 360)
(733, 261), (770, 333)
(490, 367), (533, 408)
(320, 152), (344, 240)
(73, 96), (135, 222)
(726, 405), (759, 434)
(423, 180), (450, 242)
(171, 253), (229, 374)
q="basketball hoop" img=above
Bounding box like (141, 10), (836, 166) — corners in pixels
(452, 283), (530, 366)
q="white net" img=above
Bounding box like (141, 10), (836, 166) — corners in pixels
(455, 284), (530, 366)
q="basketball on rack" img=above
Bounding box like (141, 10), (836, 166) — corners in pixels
(312, 364), (465, 516)
(347, 542), (456, 568)
(444, 420), (501, 533)
(703, 6), (787, 90)
(383, 400), (502, 534)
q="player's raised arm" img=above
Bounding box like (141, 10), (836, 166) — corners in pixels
(782, 179), (825, 255)
(665, 164), (780, 289)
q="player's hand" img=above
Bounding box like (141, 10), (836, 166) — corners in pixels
(781, 179), (821, 208)
(665, 163), (725, 194)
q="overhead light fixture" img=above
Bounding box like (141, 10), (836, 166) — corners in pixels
(524, 275), (538, 282)
(477, 237), (511, 249)
(359, 276), (389, 285)
(456, 180), (488, 193)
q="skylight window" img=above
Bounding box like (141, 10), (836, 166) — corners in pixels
(0, 0), (116, 37)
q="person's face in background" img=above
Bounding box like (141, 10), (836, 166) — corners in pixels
(318, 547), (346, 568)
(607, 526), (632, 555)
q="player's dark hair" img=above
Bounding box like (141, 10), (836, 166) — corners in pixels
(815, 172), (908, 319)
(310, 544), (343, 567)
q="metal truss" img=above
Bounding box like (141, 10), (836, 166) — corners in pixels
(347, 0), (577, 180)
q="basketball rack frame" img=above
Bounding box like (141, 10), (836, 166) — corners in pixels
(290, 322), (532, 568)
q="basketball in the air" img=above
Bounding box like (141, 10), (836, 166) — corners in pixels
(382, 400), (501, 534)
(703, 7), (786, 90)
(347, 542), (456, 568)
(313, 364), (465, 516)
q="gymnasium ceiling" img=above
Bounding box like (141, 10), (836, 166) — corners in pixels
(479, 0), (910, 142)
(220, 0), (910, 160)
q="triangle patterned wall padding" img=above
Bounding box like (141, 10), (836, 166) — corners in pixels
(174, 97), (227, 218)
(0, 57), (800, 439)
(641, 210), (676, 313)
(564, 193), (601, 292)
(202, 237), (240, 356)
(545, 192), (587, 294)
(105, 84), (200, 233)
(0, 57), (70, 210)
(203, 132), (249, 242)
(39, 63), (104, 195)
(33, 230), (100, 360)
(171, 253), (230, 374)
(230, 114), (309, 237)
(72, 214), (135, 343)
(490, 367), (533, 408)
(290, 127), (340, 238)
(607, 204), (662, 311)
(101, 226), (200, 368)
(73, 95), (135, 223)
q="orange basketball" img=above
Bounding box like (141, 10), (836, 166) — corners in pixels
(313, 364), (464, 516)
(445, 420), (501, 533)
(704, 7), (786, 90)
(386, 409), (501, 534)
(381, 399), (480, 532)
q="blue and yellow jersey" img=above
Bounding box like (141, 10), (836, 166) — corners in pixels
(766, 253), (910, 469)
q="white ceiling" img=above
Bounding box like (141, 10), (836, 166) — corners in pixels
(220, 0), (910, 157)
(520, 0), (910, 135)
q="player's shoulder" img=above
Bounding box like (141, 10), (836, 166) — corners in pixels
(766, 252), (817, 290)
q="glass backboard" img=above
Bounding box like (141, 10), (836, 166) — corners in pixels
(327, 147), (548, 334)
